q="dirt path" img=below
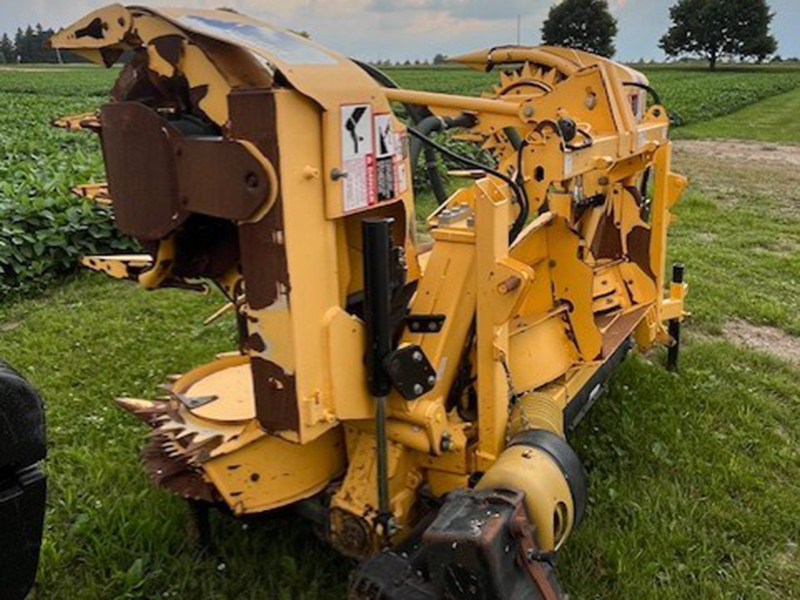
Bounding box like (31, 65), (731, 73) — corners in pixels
(673, 139), (800, 216)
(675, 138), (800, 365)
(675, 139), (800, 167)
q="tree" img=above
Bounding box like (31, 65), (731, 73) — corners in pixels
(660, 0), (777, 70)
(541, 0), (618, 58)
(432, 53), (447, 65)
(0, 34), (12, 64)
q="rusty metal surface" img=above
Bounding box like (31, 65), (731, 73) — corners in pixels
(229, 89), (290, 310)
(174, 135), (272, 220)
(251, 357), (300, 432)
(99, 102), (186, 240)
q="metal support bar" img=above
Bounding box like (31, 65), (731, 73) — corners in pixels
(667, 263), (684, 372)
(187, 499), (212, 548)
(361, 218), (395, 542)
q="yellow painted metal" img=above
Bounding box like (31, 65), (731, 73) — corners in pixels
(475, 178), (512, 468)
(509, 316), (576, 393)
(183, 360), (255, 423)
(477, 445), (574, 551)
(385, 88), (522, 117)
(204, 426), (346, 515)
(72, 183), (111, 206)
(80, 255), (152, 280)
(54, 5), (689, 563)
(508, 393), (565, 438)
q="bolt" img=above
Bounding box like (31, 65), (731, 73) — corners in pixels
(427, 374), (436, 386)
(413, 383), (424, 396)
(412, 351), (423, 362)
(428, 321), (438, 331)
(245, 172), (259, 189)
(522, 105), (535, 118)
(440, 432), (453, 452)
(330, 168), (348, 181)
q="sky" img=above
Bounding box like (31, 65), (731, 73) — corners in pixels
(0, 0), (798, 63)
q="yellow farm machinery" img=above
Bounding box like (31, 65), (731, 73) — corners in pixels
(14, 4), (690, 597)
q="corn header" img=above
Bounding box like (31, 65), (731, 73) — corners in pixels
(44, 5), (689, 598)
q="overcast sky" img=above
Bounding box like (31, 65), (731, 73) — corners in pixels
(0, 0), (798, 62)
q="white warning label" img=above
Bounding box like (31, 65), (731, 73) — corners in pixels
(341, 104), (375, 212)
(395, 131), (409, 194)
(375, 114), (396, 158)
(374, 114), (397, 202)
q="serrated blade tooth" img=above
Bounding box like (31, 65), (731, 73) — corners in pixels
(522, 62), (534, 79)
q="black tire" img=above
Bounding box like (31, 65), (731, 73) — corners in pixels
(0, 361), (47, 600)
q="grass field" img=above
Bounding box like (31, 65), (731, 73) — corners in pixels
(1, 63), (800, 599)
(679, 86), (800, 143)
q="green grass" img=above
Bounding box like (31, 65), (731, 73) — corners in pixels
(677, 87), (800, 144)
(1, 277), (352, 599)
(2, 184), (799, 598)
(3, 63), (800, 598)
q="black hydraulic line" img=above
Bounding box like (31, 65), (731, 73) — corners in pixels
(640, 167), (651, 199)
(410, 114), (479, 168)
(411, 116), (450, 205)
(354, 60), (529, 236)
(410, 114), (480, 206)
(407, 126), (530, 243)
(623, 81), (663, 108)
(361, 218), (395, 542)
(503, 126), (524, 152)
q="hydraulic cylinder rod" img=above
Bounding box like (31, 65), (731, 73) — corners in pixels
(361, 218), (395, 541)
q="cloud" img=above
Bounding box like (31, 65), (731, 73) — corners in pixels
(2, 0), (798, 63)
(369, 0), (551, 21)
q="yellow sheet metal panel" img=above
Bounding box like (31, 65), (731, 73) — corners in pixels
(204, 426), (346, 515)
(326, 308), (374, 421)
(509, 316), (576, 393)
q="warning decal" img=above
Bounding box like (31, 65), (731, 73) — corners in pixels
(374, 114), (397, 202)
(341, 104), (375, 212)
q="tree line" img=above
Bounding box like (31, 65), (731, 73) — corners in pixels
(1, 0), (783, 70)
(0, 25), (84, 64)
(542, 0), (777, 70)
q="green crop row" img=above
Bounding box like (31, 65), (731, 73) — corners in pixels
(0, 88), (134, 297)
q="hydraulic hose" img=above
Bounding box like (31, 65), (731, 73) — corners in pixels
(407, 126), (530, 243)
(623, 81), (663, 108)
(410, 114), (479, 206)
(354, 60), (530, 240)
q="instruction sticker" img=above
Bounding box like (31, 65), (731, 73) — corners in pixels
(341, 104), (375, 212)
(374, 114), (397, 202)
(395, 131), (409, 194)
